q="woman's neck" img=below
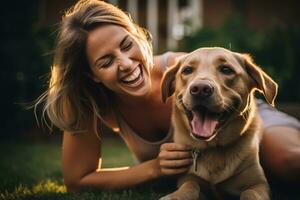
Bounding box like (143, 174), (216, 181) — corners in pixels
(114, 91), (152, 108)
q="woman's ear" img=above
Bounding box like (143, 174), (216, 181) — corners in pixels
(238, 53), (278, 106)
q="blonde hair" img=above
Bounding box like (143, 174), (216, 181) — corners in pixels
(35, 0), (153, 135)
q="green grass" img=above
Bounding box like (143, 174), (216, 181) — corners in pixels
(0, 137), (299, 200)
(0, 137), (171, 200)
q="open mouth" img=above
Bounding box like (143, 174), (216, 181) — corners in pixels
(120, 64), (144, 88)
(183, 105), (227, 141)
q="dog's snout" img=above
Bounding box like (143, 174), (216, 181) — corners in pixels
(190, 83), (214, 98)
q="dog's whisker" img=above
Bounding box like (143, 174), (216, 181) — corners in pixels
(175, 101), (181, 108)
(175, 93), (185, 107)
(223, 102), (239, 114)
(240, 102), (253, 121)
(223, 102), (250, 123)
(175, 99), (184, 109)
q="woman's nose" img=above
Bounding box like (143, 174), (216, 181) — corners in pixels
(118, 55), (133, 71)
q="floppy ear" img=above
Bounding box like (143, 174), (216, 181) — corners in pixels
(161, 61), (181, 103)
(240, 54), (278, 106)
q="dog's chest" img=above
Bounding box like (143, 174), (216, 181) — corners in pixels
(190, 150), (243, 184)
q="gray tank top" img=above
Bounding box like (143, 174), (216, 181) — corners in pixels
(115, 112), (173, 163)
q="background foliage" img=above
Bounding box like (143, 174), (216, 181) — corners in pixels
(180, 14), (300, 102)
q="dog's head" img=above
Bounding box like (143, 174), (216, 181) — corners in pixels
(161, 47), (277, 142)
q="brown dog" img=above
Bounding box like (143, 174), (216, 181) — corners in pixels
(160, 47), (277, 200)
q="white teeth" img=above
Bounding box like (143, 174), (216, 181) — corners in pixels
(122, 67), (141, 82)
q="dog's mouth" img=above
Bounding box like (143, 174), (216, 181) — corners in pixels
(183, 105), (227, 141)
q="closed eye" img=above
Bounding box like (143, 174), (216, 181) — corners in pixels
(98, 55), (114, 69)
(121, 41), (133, 51)
(120, 35), (133, 51)
(95, 36), (132, 69)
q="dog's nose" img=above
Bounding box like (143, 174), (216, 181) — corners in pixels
(190, 83), (214, 98)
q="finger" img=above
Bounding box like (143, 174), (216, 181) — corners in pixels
(160, 158), (193, 168)
(160, 151), (192, 160)
(161, 167), (190, 175)
(160, 143), (191, 151)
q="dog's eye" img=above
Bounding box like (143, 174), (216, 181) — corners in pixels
(181, 66), (193, 75)
(220, 65), (235, 75)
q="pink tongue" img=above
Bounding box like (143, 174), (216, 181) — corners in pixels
(191, 110), (218, 138)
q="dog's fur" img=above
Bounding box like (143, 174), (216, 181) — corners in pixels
(160, 47), (277, 200)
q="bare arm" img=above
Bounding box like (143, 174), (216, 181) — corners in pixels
(62, 129), (192, 192)
(260, 126), (300, 183)
(62, 129), (160, 191)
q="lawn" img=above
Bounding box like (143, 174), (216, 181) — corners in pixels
(0, 136), (299, 200)
(0, 136), (172, 200)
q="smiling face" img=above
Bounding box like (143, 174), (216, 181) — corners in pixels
(162, 47), (277, 142)
(86, 25), (152, 97)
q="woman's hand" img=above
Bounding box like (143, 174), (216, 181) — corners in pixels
(155, 143), (193, 177)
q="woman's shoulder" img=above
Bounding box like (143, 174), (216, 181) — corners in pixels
(153, 51), (187, 72)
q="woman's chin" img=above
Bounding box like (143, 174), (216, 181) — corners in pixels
(121, 77), (151, 97)
(117, 64), (152, 97)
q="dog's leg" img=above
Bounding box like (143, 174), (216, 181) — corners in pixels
(240, 183), (270, 200)
(159, 180), (205, 200)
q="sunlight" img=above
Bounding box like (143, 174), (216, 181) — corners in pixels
(32, 180), (66, 193)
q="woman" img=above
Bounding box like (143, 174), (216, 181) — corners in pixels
(36, 0), (300, 191)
